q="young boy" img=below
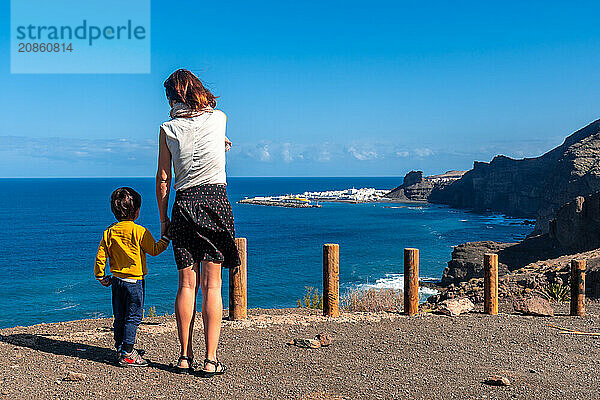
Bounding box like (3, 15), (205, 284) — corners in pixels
(94, 187), (169, 367)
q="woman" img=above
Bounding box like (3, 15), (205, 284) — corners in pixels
(156, 69), (240, 377)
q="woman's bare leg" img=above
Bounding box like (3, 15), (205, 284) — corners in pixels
(200, 260), (223, 371)
(187, 270), (200, 362)
(175, 263), (199, 368)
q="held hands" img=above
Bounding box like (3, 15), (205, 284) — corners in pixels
(161, 217), (171, 237)
(98, 275), (112, 287)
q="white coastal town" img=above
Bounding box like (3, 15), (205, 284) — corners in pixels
(238, 188), (390, 208)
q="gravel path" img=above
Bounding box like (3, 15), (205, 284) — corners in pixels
(1, 303), (599, 399)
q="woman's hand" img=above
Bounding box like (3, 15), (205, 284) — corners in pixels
(98, 276), (112, 287)
(161, 217), (170, 237)
(225, 137), (232, 152)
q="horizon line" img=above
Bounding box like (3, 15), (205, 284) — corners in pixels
(0, 175), (406, 179)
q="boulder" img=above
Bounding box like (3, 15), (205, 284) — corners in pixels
(513, 296), (554, 316)
(437, 297), (474, 316)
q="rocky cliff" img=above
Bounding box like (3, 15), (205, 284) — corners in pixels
(440, 234), (559, 286)
(433, 247), (600, 303)
(385, 170), (465, 202)
(548, 192), (600, 253)
(430, 119), (600, 234)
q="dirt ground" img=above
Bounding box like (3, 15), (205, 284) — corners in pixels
(1, 303), (599, 399)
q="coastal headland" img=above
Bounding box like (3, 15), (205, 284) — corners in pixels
(387, 119), (600, 235)
(1, 305), (599, 399)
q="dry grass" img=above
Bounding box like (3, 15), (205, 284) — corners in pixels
(341, 288), (403, 312)
(145, 306), (157, 318)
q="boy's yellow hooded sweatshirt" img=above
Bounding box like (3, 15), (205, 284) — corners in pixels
(94, 221), (169, 280)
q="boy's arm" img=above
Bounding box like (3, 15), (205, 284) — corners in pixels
(94, 235), (109, 279)
(140, 228), (170, 256)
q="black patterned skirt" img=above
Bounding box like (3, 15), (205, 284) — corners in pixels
(170, 184), (241, 269)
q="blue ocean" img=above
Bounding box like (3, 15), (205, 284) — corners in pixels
(0, 177), (533, 328)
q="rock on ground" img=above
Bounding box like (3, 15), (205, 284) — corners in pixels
(63, 371), (87, 381)
(513, 297), (554, 317)
(315, 332), (332, 346)
(484, 375), (511, 386)
(437, 298), (474, 316)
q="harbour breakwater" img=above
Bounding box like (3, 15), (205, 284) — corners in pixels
(238, 198), (321, 208)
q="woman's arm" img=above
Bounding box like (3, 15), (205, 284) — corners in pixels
(156, 127), (172, 236)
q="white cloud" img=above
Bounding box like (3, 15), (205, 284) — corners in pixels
(281, 143), (293, 163)
(414, 148), (434, 157)
(258, 144), (271, 161)
(347, 146), (378, 161)
(0, 136), (156, 163)
(235, 141), (339, 163)
(1, 134), (560, 177)
(317, 150), (331, 162)
(240, 143), (272, 162)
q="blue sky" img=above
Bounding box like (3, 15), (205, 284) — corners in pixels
(1, 1), (600, 177)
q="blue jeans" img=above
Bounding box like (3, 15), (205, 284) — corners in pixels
(112, 278), (145, 352)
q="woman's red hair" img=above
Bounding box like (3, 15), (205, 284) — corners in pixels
(164, 69), (217, 116)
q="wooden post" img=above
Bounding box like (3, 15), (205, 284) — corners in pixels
(323, 244), (340, 317)
(484, 253), (498, 315)
(404, 248), (419, 316)
(229, 237), (247, 320)
(570, 259), (586, 317)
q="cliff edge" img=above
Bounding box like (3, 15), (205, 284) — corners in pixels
(430, 118), (600, 234)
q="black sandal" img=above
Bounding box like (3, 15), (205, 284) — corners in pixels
(171, 356), (194, 375)
(197, 358), (227, 378)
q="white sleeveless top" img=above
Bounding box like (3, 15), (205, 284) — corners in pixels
(161, 109), (227, 191)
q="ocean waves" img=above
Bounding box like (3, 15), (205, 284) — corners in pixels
(355, 273), (439, 301)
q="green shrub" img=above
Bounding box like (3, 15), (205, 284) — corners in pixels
(540, 283), (570, 302)
(297, 286), (323, 310)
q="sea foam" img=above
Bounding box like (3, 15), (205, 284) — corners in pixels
(356, 273), (438, 300)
